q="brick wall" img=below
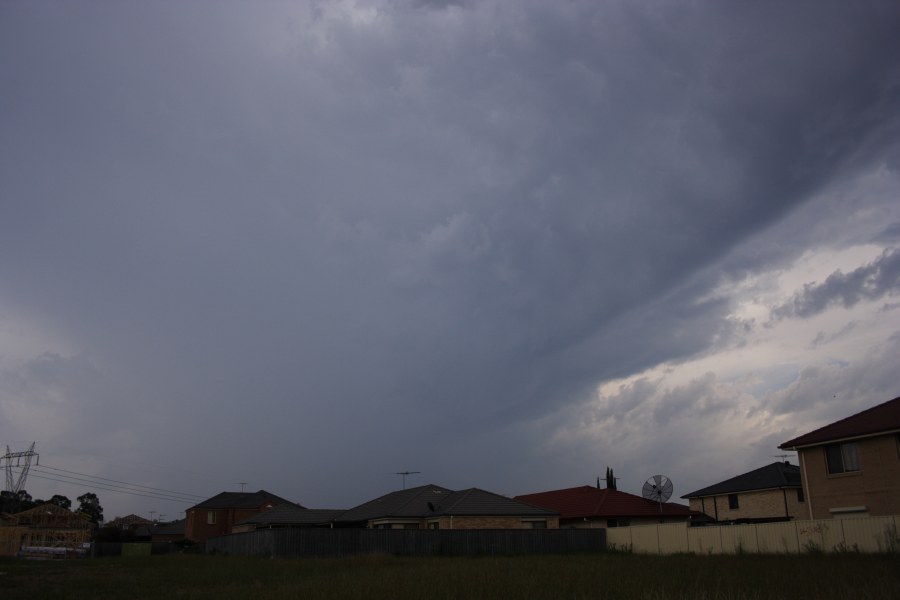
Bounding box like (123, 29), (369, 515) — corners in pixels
(368, 515), (560, 529)
(437, 515), (559, 529)
(800, 434), (900, 519)
(689, 488), (803, 522)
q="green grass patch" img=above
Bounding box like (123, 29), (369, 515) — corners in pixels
(1, 553), (898, 599)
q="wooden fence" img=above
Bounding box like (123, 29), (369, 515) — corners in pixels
(206, 528), (606, 558)
(606, 515), (900, 554)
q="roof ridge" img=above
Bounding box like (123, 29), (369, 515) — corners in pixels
(394, 484), (451, 514)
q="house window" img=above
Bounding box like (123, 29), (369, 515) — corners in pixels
(825, 442), (860, 474)
(206, 511), (217, 525)
(728, 494), (739, 509)
(428, 522), (439, 530)
(527, 520), (547, 529)
(402, 523), (419, 530)
(797, 487), (804, 503)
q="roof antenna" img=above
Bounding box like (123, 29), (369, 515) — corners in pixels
(395, 471), (420, 490)
(236, 482), (247, 492)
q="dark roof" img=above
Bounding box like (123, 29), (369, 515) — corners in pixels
(152, 519), (185, 535)
(434, 488), (556, 517)
(236, 503), (345, 527)
(107, 514), (153, 527)
(779, 396), (900, 449)
(337, 484), (453, 522)
(188, 490), (294, 510)
(514, 486), (695, 520)
(337, 484), (556, 522)
(681, 462), (801, 498)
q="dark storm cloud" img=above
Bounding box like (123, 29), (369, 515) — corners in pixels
(1, 1), (899, 511)
(772, 248), (900, 320)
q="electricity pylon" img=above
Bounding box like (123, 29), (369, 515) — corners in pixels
(2, 442), (39, 493)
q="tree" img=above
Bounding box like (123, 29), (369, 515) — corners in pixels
(76, 492), (104, 524)
(606, 466), (617, 491)
(48, 494), (72, 510)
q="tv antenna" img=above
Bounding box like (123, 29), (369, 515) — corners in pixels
(641, 474), (673, 513)
(236, 482), (248, 492)
(395, 471), (420, 489)
(2, 442), (39, 493)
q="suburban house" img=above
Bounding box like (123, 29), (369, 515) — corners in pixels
(232, 503), (345, 533)
(779, 395), (900, 519)
(151, 519), (185, 543)
(514, 485), (697, 528)
(681, 461), (804, 523)
(0, 503), (92, 557)
(105, 513), (154, 539)
(335, 484), (559, 529)
(185, 490), (293, 542)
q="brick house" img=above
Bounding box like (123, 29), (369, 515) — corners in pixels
(779, 395), (900, 519)
(185, 490), (292, 542)
(515, 485), (697, 528)
(336, 484), (558, 529)
(681, 461), (804, 523)
(232, 503), (345, 533)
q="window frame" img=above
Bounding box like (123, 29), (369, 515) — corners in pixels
(824, 442), (860, 475)
(727, 494), (739, 510)
(206, 510), (217, 525)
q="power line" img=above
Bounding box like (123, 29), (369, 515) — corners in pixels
(28, 467), (201, 503)
(14, 464), (207, 505)
(24, 474), (200, 502)
(24, 472), (200, 504)
(37, 464), (206, 499)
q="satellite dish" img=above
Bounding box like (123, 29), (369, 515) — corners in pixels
(642, 474), (674, 509)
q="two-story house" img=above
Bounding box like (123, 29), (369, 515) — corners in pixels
(779, 395), (900, 519)
(185, 490), (292, 542)
(681, 461), (804, 523)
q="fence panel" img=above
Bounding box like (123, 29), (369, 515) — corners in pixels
(206, 528), (605, 558)
(755, 521), (797, 554)
(604, 527), (631, 550)
(720, 524), (759, 554)
(687, 526), (722, 554)
(841, 515), (898, 552)
(656, 523), (689, 554)
(613, 515), (900, 554)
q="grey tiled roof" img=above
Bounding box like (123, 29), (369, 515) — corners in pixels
(153, 519), (185, 535)
(337, 484), (454, 522)
(189, 490), (294, 510)
(337, 484), (556, 522)
(681, 462), (801, 498)
(236, 503), (345, 526)
(437, 488), (556, 516)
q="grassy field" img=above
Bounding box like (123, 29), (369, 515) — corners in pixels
(1, 553), (899, 599)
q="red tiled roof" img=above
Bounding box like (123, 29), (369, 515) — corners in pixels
(779, 396), (900, 449)
(515, 486), (695, 520)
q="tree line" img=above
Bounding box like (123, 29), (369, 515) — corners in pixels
(0, 489), (104, 523)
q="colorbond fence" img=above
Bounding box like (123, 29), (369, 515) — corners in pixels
(606, 515), (900, 554)
(206, 528), (606, 558)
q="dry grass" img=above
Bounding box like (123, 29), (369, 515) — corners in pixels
(1, 552), (899, 599)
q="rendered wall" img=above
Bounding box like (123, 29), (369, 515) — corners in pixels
(606, 515), (900, 554)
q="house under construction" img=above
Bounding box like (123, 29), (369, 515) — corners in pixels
(0, 503), (92, 557)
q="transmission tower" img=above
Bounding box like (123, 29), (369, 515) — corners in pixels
(2, 442), (39, 493)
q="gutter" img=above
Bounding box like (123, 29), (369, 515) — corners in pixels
(799, 451), (813, 520)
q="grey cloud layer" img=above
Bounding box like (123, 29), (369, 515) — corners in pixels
(1, 1), (899, 511)
(773, 248), (900, 320)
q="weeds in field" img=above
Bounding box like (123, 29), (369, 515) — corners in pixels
(2, 552), (900, 600)
(801, 539), (823, 555)
(879, 524), (899, 553)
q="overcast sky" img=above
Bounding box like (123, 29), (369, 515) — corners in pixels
(2, 0), (899, 521)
